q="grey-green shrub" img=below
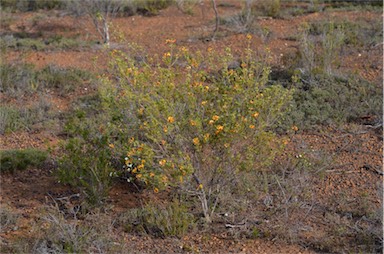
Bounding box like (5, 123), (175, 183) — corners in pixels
(0, 149), (48, 173)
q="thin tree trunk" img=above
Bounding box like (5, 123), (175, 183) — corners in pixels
(211, 0), (219, 40)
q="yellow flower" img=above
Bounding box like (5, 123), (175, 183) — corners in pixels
(212, 115), (220, 121)
(249, 125), (255, 129)
(201, 101), (207, 106)
(180, 46), (188, 52)
(167, 116), (175, 123)
(150, 172), (155, 177)
(179, 176), (183, 183)
(190, 120), (196, 126)
(159, 159), (167, 166)
(224, 143), (230, 148)
(163, 126), (168, 133)
(204, 133), (210, 141)
(204, 86), (209, 91)
(216, 125), (224, 131)
(215, 125), (224, 134)
(154, 187), (159, 193)
(246, 34), (252, 40)
(108, 144), (115, 149)
(252, 112), (259, 118)
(198, 184), (203, 190)
(162, 175), (168, 182)
(129, 137), (135, 143)
(163, 52), (171, 58)
(137, 164), (144, 170)
(193, 137), (200, 146)
(207, 47), (213, 52)
(209, 120), (214, 125)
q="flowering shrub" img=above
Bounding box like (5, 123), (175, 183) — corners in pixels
(98, 37), (292, 222)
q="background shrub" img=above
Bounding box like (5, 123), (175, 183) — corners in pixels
(286, 74), (383, 129)
(0, 63), (92, 98)
(0, 149), (48, 173)
(119, 200), (195, 237)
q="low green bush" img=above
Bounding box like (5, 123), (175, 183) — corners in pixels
(0, 0), (65, 11)
(284, 74), (382, 129)
(308, 19), (382, 48)
(0, 149), (48, 173)
(120, 200), (195, 237)
(0, 100), (52, 134)
(59, 40), (292, 220)
(0, 63), (92, 98)
(58, 112), (116, 205)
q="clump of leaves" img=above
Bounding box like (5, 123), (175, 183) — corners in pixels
(0, 149), (48, 173)
(0, 63), (91, 98)
(120, 200), (195, 237)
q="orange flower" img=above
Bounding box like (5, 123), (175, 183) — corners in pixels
(108, 144), (115, 149)
(154, 188), (159, 193)
(159, 159), (167, 166)
(212, 115), (220, 121)
(165, 39), (176, 44)
(216, 125), (224, 131)
(190, 120), (197, 126)
(193, 137), (200, 146)
(167, 116), (175, 123)
(249, 125), (255, 129)
(291, 125), (299, 132)
(252, 112), (259, 118)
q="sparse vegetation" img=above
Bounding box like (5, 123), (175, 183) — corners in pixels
(0, 63), (92, 98)
(0, 1), (382, 253)
(0, 204), (18, 233)
(30, 206), (121, 253)
(119, 200), (195, 237)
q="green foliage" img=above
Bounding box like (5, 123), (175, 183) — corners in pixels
(0, 101), (52, 134)
(0, 149), (48, 173)
(58, 113), (116, 205)
(131, 0), (174, 16)
(0, 34), (94, 51)
(287, 74), (382, 129)
(0, 63), (92, 98)
(97, 43), (292, 221)
(299, 22), (345, 77)
(31, 206), (121, 253)
(250, 0), (281, 18)
(0, 0), (65, 11)
(0, 204), (18, 233)
(308, 19), (382, 48)
(120, 200), (195, 237)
